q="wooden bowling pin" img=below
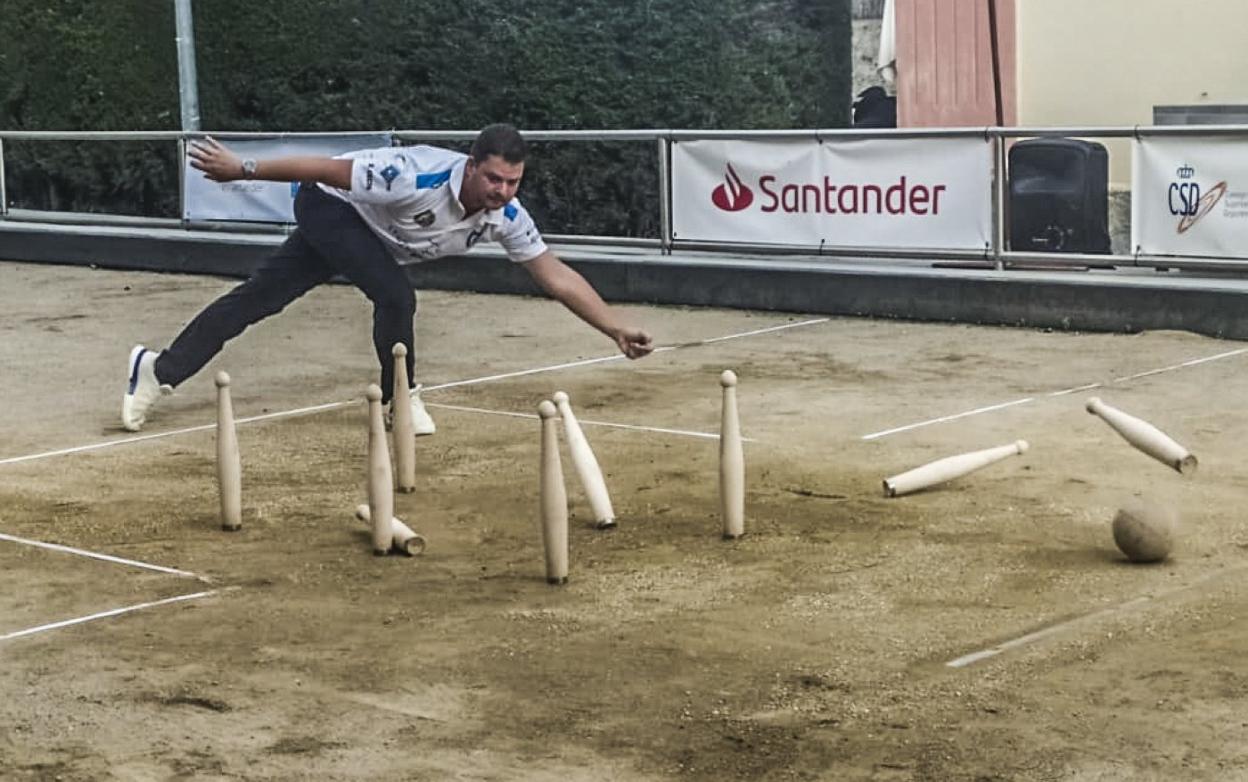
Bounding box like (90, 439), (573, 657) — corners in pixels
(719, 370), (745, 539)
(552, 391), (616, 529)
(538, 400), (569, 584)
(883, 440), (1029, 497)
(354, 504), (426, 556)
(1086, 397), (1197, 474)
(215, 371), (242, 531)
(366, 384), (394, 555)
(391, 343), (416, 493)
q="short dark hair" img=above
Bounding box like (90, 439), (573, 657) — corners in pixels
(470, 123), (526, 164)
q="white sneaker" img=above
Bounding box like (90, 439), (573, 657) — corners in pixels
(122, 346), (172, 431)
(388, 384), (436, 436)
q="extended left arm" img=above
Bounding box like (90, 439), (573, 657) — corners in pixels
(523, 251), (654, 359)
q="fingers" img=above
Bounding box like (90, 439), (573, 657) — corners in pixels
(187, 136), (237, 182)
(618, 329), (654, 359)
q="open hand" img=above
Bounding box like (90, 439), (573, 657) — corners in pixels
(188, 136), (246, 182)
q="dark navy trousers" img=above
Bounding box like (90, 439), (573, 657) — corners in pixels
(154, 184), (416, 402)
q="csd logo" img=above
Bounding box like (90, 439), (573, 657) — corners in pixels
(1168, 166), (1200, 216)
(1168, 164), (1228, 234)
(711, 163), (754, 212)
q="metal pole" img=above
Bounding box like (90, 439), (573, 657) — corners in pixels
(986, 0), (1004, 127)
(993, 135), (1006, 269)
(174, 0), (201, 131)
(177, 138), (187, 223)
(0, 138), (8, 217)
(657, 137), (672, 254)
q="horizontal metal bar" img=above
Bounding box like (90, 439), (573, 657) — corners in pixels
(9, 125), (1248, 144)
(671, 239), (991, 261)
(0, 209), (661, 245)
(0, 131), (187, 142)
(0, 130), (393, 142)
(3, 208), (185, 228)
(544, 234), (662, 248)
(1132, 124), (1248, 137)
(392, 129), (669, 143)
(1135, 254), (1248, 269)
(1000, 250), (1127, 266)
(668, 127), (993, 142)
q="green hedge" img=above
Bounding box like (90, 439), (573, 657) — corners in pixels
(1, 0), (850, 234)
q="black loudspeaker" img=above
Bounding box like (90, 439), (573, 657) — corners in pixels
(1008, 138), (1111, 254)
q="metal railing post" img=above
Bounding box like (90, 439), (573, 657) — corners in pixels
(177, 135), (187, 224)
(657, 136), (672, 254)
(0, 137), (7, 217)
(993, 131), (1006, 270)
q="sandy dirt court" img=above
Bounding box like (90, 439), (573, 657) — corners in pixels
(2, 259), (1247, 781)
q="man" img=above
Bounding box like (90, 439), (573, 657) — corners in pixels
(123, 124), (654, 432)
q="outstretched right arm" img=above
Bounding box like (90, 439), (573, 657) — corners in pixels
(188, 136), (353, 190)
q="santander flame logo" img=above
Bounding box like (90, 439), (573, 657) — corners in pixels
(711, 163), (754, 212)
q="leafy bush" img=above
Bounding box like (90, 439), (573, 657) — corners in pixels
(1, 0), (850, 232)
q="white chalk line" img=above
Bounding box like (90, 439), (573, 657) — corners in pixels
(861, 346), (1248, 441)
(945, 562), (1248, 668)
(425, 402), (756, 442)
(861, 398), (1036, 441)
(0, 532), (199, 578)
(0, 589), (220, 642)
(0, 401), (348, 467)
(0, 317), (823, 467)
(652, 318), (831, 353)
(1112, 346), (1248, 383)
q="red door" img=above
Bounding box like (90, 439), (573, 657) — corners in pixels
(895, 0), (1016, 127)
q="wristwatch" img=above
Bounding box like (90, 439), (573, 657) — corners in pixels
(241, 158), (258, 179)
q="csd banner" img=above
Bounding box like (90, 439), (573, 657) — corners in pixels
(671, 137), (991, 250)
(1133, 136), (1248, 259)
(182, 134), (392, 222)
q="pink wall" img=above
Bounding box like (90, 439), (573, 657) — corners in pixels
(896, 0), (1016, 127)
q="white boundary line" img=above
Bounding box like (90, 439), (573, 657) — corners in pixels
(425, 402), (755, 442)
(0, 318), (824, 467)
(0, 589), (219, 642)
(0, 532), (199, 577)
(861, 398), (1036, 441)
(0, 402), (348, 467)
(861, 346), (1248, 441)
(945, 562), (1248, 668)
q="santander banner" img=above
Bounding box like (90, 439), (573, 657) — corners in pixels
(1133, 136), (1248, 260)
(671, 138), (992, 250)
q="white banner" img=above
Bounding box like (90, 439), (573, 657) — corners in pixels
(1132, 136), (1248, 259)
(671, 137), (992, 250)
(182, 134), (392, 222)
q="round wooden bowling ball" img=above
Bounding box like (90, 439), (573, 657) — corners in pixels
(1111, 499), (1177, 563)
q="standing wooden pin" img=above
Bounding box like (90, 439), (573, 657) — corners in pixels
(552, 391), (616, 529)
(883, 440), (1029, 497)
(215, 371), (242, 531)
(391, 343), (417, 493)
(366, 384), (394, 555)
(538, 400), (569, 584)
(719, 370), (745, 539)
(1086, 397), (1197, 474)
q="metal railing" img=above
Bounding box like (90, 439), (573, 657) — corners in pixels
(2, 125), (1247, 271)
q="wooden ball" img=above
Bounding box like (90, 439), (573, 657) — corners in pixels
(1112, 499), (1177, 563)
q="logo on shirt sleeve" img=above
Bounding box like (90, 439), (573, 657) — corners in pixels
(412, 210), (436, 228)
(380, 164), (401, 190)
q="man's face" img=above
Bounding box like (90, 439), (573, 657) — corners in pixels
(462, 154), (524, 213)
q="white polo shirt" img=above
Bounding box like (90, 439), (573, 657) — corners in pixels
(317, 145), (548, 264)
